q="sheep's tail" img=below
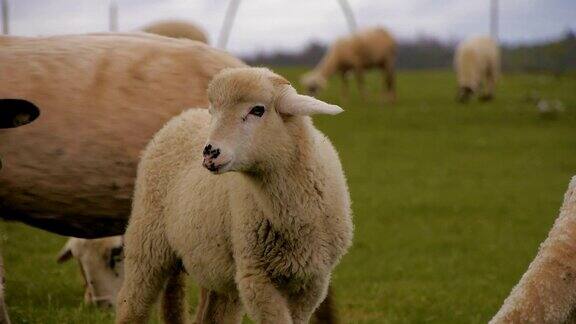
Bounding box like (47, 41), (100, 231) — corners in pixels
(161, 262), (188, 324)
(314, 285), (338, 324)
(490, 176), (576, 324)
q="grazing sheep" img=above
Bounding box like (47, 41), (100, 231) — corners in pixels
(454, 36), (500, 103)
(490, 176), (576, 324)
(142, 20), (208, 44)
(116, 67), (353, 323)
(301, 27), (396, 102)
(0, 101), (41, 324)
(0, 33), (245, 238)
(56, 236), (124, 308)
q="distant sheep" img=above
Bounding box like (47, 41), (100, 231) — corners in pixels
(490, 176), (576, 323)
(454, 36), (500, 102)
(57, 236), (124, 308)
(142, 20), (208, 44)
(301, 27), (396, 102)
(0, 33), (244, 238)
(116, 67), (353, 323)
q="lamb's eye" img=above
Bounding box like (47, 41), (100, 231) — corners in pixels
(249, 106), (265, 117)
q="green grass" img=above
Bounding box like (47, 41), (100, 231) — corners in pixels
(1, 69), (575, 323)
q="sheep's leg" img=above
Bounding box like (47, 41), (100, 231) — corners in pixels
(339, 71), (349, 102)
(383, 63), (396, 103)
(480, 67), (495, 101)
(0, 246), (10, 324)
(354, 68), (366, 99)
(116, 225), (177, 323)
(237, 272), (292, 324)
(313, 285), (337, 324)
(198, 289), (243, 324)
(161, 266), (189, 324)
(288, 276), (330, 324)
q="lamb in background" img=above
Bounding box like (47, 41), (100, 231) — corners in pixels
(490, 176), (576, 323)
(141, 20), (209, 44)
(116, 67), (353, 323)
(56, 236), (124, 308)
(300, 27), (396, 102)
(454, 36), (501, 103)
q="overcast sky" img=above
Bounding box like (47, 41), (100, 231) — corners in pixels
(5, 0), (576, 55)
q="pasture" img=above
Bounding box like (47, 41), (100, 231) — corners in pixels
(1, 68), (575, 323)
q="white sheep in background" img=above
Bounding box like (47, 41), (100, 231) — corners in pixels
(141, 20), (209, 44)
(116, 67), (353, 324)
(300, 27), (396, 102)
(454, 36), (501, 102)
(56, 236), (124, 308)
(490, 176), (576, 323)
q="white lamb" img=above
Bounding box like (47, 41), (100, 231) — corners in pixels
(454, 36), (501, 102)
(116, 67), (353, 324)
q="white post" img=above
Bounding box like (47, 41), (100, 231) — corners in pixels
(490, 0), (498, 40)
(337, 0), (357, 33)
(1, 0), (8, 35)
(109, 0), (118, 32)
(217, 0), (241, 49)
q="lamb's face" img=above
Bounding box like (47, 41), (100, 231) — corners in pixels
(300, 72), (326, 96)
(203, 67), (343, 174)
(203, 70), (286, 174)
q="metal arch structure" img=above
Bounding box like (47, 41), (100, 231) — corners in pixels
(490, 0), (499, 40)
(109, 0), (118, 32)
(216, 0), (358, 50)
(1, 0), (8, 35)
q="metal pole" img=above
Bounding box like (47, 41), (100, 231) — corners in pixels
(490, 0), (498, 40)
(109, 0), (118, 32)
(337, 0), (357, 33)
(218, 0), (241, 49)
(1, 0), (8, 35)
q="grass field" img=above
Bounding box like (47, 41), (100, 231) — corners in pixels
(1, 68), (575, 323)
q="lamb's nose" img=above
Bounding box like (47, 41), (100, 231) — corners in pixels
(203, 144), (221, 159)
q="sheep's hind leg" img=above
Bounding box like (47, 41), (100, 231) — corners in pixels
(116, 229), (178, 323)
(162, 265), (189, 324)
(199, 290), (243, 324)
(382, 63), (396, 104)
(480, 67), (495, 102)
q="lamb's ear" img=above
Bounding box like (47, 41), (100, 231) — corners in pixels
(56, 239), (75, 263)
(277, 86), (343, 116)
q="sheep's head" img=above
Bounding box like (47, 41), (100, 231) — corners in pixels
(300, 72), (327, 96)
(57, 236), (124, 308)
(203, 67), (342, 174)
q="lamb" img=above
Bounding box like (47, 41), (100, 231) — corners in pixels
(116, 67), (353, 323)
(0, 33), (244, 238)
(300, 27), (396, 102)
(490, 176), (576, 323)
(56, 236), (124, 308)
(142, 20), (208, 44)
(454, 36), (501, 103)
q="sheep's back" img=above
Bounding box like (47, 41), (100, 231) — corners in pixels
(0, 34), (245, 237)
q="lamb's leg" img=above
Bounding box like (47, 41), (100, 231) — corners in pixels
(288, 276), (330, 324)
(0, 247), (10, 324)
(313, 285), (337, 324)
(383, 63), (396, 103)
(161, 266), (189, 324)
(192, 288), (209, 324)
(116, 227), (177, 323)
(199, 290), (243, 324)
(236, 271), (292, 324)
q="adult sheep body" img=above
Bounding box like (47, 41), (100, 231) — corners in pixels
(454, 35), (500, 102)
(0, 33), (245, 238)
(301, 26), (396, 101)
(117, 68), (353, 323)
(142, 20), (209, 43)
